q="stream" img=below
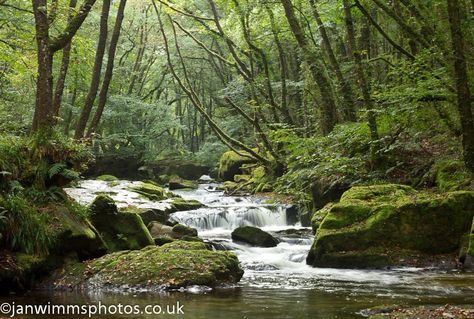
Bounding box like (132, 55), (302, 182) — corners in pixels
(4, 180), (474, 318)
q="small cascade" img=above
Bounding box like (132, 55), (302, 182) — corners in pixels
(170, 205), (289, 231)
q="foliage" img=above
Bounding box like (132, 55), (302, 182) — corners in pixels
(0, 194), (55, 255)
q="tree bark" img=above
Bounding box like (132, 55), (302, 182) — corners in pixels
(87, 0), (128, 137)
(447, 0), (474, 172)
(309, 0), (357, 122)
(53, 0), (78, 117)
(343, 0), (379, 143)
(280, 0), (337, 135)
(74, 0), (111, 139)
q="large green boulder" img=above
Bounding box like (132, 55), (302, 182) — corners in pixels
(231, 226), (279, 247)
(49, 205), (107, 259)
(218, 150), (257, 181)
(89, 195), (154, 252)
(434, 160), (473, 192)
(44, 241), (243, 290)
(307, 184), (474, 268)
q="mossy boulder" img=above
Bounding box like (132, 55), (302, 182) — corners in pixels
(148, 222), (198, 240)
(45, 241), (243, 290)
(48, 205), (107, 259)
(307, 184), (474, 268)
(89, 195), (154, 252)
(168, 177), (198, 190)
(129, 206), (176, 225)
(129, 182), (170, 201)
(0, 252), (61, 293)
(172, 223), (198, 237)
(170, 198), (203, 211)
(231, 226), (279, 247)
(218, 150), (257, 181)
(96, 175), (118, 182)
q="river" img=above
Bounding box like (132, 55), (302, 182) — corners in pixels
(2, 180), (473, 318)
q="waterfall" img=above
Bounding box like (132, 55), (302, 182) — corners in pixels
(170, 205), (288, 231)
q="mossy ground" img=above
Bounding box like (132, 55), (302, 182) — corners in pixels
(45, 241), (243, 290)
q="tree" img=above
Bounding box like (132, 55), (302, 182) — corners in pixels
(74, 0), (111, 139)
(280, 0), (337, 135)
(447, 0), (474, 172)
(31, 0), (96, 131)
(87, 0), (128, 137)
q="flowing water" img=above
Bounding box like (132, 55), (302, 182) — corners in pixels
(3, 179), (473, 318)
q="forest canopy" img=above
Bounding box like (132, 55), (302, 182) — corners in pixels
(0, 0), (473, 199)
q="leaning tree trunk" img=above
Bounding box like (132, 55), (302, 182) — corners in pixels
(280, 0), (337, 135)
(87, 0), (128, 137)
(447, 0), (474, 172)
(74, 0), (111, 139)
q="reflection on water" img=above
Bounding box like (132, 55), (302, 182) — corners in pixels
(4, 180), (470, 318)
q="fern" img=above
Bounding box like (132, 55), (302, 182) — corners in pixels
(48, 163), (67, 179)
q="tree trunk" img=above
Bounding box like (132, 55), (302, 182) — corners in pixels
(343, 0), (378, 143)
(447, 0), (474, 172)
(31, 0), (97, 132)
(310, 0), (357, 122)
(32, 0), (54, 131)
(280, 0), (337, 135)
(87, 0), (128, 137)
(53, 0), (78, 117)
(74, 0), (111, 139)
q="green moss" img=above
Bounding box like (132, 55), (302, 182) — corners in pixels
(307, 184), (474, 268)
(218, 150), (256, 181)
(168, 178), (198, 190)
(47, 241), (243, 289)
(170, 198), (203, 211)
(434, 160), (473, 192)
(172, 223), (198, 237)
(311, 204), (332, 233)
(129, 182), (169, 201)
(96, 175), (118, 182)
(234, 174), (251, 183)
(89, 195), (154, 252)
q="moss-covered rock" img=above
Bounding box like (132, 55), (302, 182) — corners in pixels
(170, 198), (203, 211)
(231, 226), (279, 247)
(44, 241), (243, 290)
(129, 182), (170, 201)
(218, 150), (257, 181)
(0, 252), (61, 293)
(89, 195), (154, 252)
(148, 222), (198, 240)
(172, 223), (198, 237)
(48, 205), (107, 259)
(307, 184), (474, 268)
(129, 206), (176, 225)
(96, 175), (118, 182)
(168, 177), (198, 190)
